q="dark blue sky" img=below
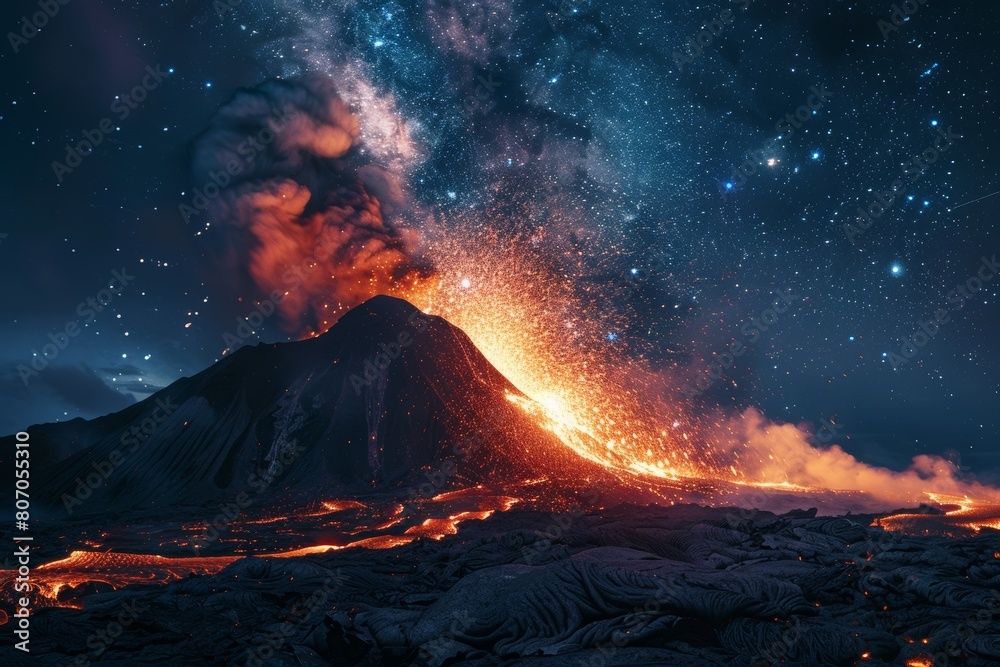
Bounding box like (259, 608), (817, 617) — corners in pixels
(1, 0), (998, 478)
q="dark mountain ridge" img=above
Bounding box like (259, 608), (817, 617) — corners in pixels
(2, 296), (593, 517)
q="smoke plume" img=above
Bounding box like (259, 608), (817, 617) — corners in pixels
(720, 408), (1000, 508)
(189, 73), (428, 334)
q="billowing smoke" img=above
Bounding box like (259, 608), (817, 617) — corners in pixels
(187, 73), (429, 334)
(719, 408), (1000, 508)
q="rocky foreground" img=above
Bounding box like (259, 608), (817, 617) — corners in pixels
(4, 504), (1000, 666)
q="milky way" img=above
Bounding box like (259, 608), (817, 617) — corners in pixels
(1, 0), (999, 484)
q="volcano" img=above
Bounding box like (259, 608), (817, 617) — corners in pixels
(5, 296), (617, 518)
(4, 298), (1000, 666)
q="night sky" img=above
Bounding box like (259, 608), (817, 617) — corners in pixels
(2, 0), (998, 478)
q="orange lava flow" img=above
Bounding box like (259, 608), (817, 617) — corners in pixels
(0, 499), (511, 610)
(875, 493), (1000, 535)
(401, 228), (712, 484)
(27, 551), (242, 608)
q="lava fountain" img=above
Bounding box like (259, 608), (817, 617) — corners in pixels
(400, 226), (712, 483)
(388, 223), (1000, 522)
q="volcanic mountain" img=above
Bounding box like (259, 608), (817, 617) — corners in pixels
(8, 300), (1000, 667)
(9, 296), (602, 518)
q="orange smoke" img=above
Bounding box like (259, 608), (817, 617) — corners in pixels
(192, 74), (429, 333)
(231, 178), (424, 332)
(713, 408), (1000, 509)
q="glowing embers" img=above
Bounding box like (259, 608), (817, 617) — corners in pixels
(505, 391), (696, 482)
(403, 228), (713, 485)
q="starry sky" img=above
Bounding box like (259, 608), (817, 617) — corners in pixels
(1, 0), (998, 477)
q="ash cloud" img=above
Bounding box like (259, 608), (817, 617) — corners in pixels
(720, 408), (1000, 509)
(188, 73), (429, 334)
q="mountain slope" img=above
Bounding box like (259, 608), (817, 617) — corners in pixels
(5, 296), (588, 517)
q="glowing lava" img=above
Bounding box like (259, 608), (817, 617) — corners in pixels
(388, 227), (1000, 517)
(400, 228), (712, 485)
(0, 496), (516, 611)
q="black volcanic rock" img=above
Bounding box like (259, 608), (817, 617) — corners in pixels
(3, 296), (586, 517)
(8, 504), (1000, 666)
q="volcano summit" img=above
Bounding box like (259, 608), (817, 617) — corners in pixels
(5, 296), (625, 520)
